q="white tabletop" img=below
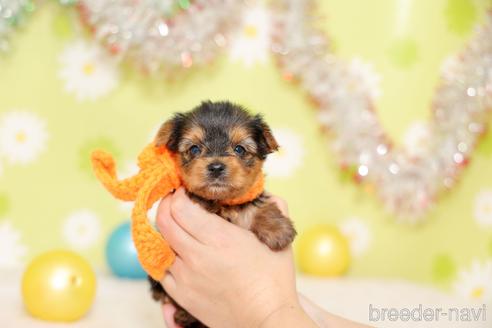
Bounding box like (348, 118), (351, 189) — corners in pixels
(0, 271), (488, 328)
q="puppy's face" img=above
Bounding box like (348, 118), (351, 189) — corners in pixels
(156, 101), (278, 201)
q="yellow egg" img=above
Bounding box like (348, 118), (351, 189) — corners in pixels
(22, 250), (96, 322)
(297, 225), (351, 276)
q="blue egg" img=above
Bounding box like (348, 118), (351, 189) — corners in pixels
(106, 221), (147, 279)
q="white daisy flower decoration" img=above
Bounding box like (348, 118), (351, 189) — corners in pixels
(474, 190), (492, 227)
(348, 58), (382, 100)
(0, 220), (28, 268)
(0, 111), (48, 165)
(230, 4), (271, 67)
(403, 121), (432, 158)
(454, 260), (492, 302)
(339, 217), (372, 257)
(59, 40), (119, 101)
(62, 209), (101, 249)
(264, 128), (304, 178)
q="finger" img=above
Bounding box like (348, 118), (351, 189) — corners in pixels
(162, 304), (183, 328)
(167, 256), (186, 281)
(162, 259), (188, 313)
(170, 188), (239, 245)
(157, 195), (199, 257)
(161, 272), (177, 299)
(269, 195), (289, 216)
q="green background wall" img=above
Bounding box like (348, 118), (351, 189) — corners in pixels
(0, 0), (491, 301)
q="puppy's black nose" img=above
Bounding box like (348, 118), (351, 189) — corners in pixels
(207, 162), (226, 177)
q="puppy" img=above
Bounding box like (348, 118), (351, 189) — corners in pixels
(149, 100), (296, 328)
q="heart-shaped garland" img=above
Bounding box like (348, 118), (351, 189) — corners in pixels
(272, 0), (492, 220)
(2, 0), (491, 219)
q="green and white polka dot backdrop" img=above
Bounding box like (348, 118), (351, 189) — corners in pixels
(0, 0), (491, 303)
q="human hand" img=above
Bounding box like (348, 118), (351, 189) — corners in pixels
(157, 188), (312, 328)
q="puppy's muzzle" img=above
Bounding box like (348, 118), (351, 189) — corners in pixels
(207, 161), (226, 178)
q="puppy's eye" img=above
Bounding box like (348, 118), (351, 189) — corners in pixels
(189, 145), (201, 156)
(234, 145), (246, 156)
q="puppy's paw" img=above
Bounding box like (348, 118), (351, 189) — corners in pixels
(254, 217), (296, 251)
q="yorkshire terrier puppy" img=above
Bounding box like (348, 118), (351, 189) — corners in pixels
(149, 100), (296, 328)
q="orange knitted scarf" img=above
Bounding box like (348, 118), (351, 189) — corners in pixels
(91, 143), (264, 280)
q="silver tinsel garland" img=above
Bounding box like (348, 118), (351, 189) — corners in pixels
(0, 0), (34, 52)
(1, 0), (490, 219)
(272, 0), (492, 220)
(78, 0), (244, 73)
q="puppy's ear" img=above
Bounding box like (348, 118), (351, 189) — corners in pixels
(252, 115), (279, 158)
(155, 114), (186, 152)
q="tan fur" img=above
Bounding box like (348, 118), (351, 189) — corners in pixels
(260, 124), (279, 152)
(221, 202), (256, 230)
(155, 121), (172, 147)
(177, 125), (205, 153)
(229, 126), (257, 153)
